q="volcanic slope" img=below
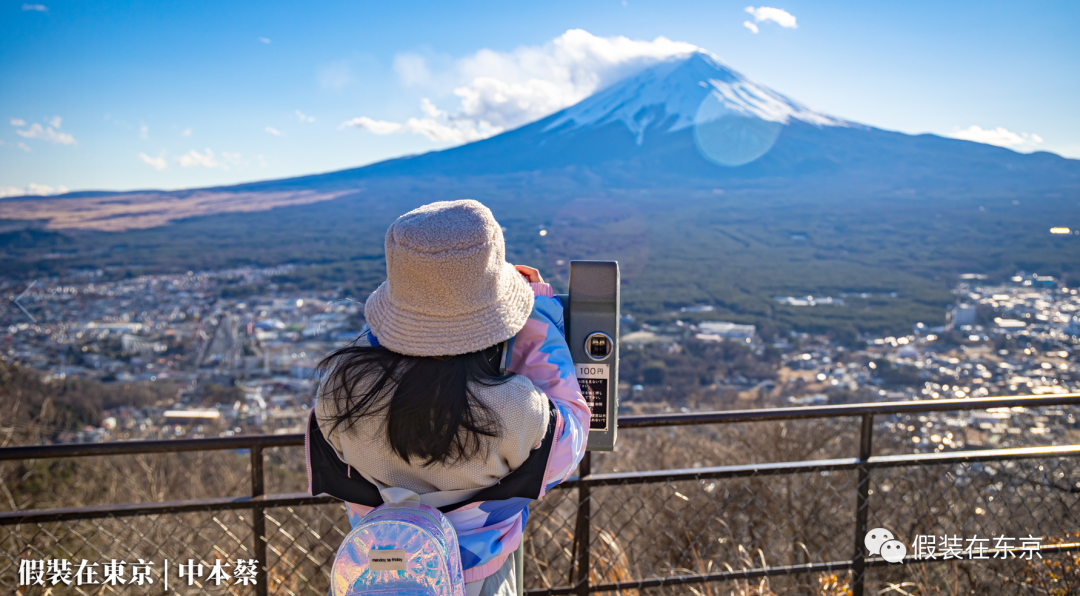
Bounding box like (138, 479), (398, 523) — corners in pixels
(3, 51), (1079, 333)
(242, 51), (1078, 192)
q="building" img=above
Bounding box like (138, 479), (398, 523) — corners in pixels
(163, 409), (221, 422)
(947, 304), (977, 329)
(696, 321), (756, 343)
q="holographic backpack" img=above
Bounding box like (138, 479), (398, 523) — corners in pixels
(330, 501), (466, 596)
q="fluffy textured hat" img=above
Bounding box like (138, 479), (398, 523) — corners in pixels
(364, 199), (534, 357)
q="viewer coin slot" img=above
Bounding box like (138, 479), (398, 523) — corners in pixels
(585, 332), (613, 361)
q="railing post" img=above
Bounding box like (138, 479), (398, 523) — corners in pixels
(851, 414), (874, 596)
(251, 444), (268, 596)
(574, 451), (592, 596)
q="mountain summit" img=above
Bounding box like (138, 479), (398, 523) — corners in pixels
(546, 51), (846, 145)
(265, 50), (1075, 193)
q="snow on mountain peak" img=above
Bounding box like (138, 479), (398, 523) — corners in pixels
(545, 51), (846, 144)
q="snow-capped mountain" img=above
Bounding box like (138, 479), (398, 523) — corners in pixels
(9, 48), (1075, 340)
(10, 49), (1078, 312)
(546, 51), (846, 145)
(244, 50), (1076, 193)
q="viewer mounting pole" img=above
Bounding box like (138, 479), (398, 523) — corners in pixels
(851, 414), (874, 596)
(574, 451), (592, 596)
(251, 445), (268, 596)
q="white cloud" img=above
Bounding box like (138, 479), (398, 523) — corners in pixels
(318, 60), (353, 90)
(138, 152), (167, 171)
(15, 121), (76, 145)
(341, 100), (499, 144)
(22, 4), (48, 11)
(949, 125), (1044, 151)
(182, 127), (192, 137)
(265, 126), (284, 136)
(257, 154), (268, 168)
(1, 183), (68, 199)
(412, 99), (501, 142)
(177, 148), (227, 169)
(743, 21), (760, 34)
(28, 183), (64, 195)
(341, 29), (700, 145)
(393, 53), (433, 86)
(10, 118), (26, 126)
(295, 110), (315, 123)
(18, 142), (31, 153)
(105, 115), (133, 131)
(745, 6), (798, 29)
(259, 37), (271, 44)
(47, 115), (61, 128)
(139, 122), (149, 140)
(340, 116), (405, 135)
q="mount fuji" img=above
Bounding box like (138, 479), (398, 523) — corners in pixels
(545, 51), (845, 144)
(245, 50), (1077, 194)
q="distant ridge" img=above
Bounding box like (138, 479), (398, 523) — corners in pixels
(3, 51), (1078, 230)
(228, 50), (1076, 196)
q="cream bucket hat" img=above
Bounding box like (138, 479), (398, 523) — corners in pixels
(364, 200), (534, 357)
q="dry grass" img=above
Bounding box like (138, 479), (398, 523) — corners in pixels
(2, 373), (1078, 595)
(1, 370), (322, 594)
(0, 190), (352, 231)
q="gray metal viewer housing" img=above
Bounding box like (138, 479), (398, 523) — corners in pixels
(556, 260), (620, 451)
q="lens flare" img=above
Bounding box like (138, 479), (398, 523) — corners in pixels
(693, 92), (783, 167)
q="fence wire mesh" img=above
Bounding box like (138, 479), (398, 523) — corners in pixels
(864, 455), (1080, 595)
(2, 509), (257, 595)
(0, 504), (357, 596)
(2, 425), (1079, 596)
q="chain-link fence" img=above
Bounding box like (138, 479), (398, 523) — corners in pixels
(0, 499), (350, 596)
(3, 395), (1080, 596)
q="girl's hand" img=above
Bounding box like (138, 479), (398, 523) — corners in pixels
(514, 265), (544, 284)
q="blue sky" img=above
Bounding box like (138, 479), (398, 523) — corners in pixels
(2, 0), (1078, 195)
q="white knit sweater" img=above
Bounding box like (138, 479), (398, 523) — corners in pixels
(315, 366), (550, 496)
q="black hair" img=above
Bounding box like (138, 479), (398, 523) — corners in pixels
(317, 337), (510, 466)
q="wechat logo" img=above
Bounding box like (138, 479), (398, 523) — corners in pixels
(866, 527), (906, 564)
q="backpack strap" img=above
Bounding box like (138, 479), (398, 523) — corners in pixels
(306, 411), (383, 506)
(307, 401), (559, 513)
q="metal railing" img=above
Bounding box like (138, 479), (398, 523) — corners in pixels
(3, 393), (1080, 595)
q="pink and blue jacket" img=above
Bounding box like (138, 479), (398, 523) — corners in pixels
(306, 284), (590, 582)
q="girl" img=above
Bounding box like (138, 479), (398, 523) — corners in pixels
(306, 199), (589, 596)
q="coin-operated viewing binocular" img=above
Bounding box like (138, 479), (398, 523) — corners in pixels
(556, 261), (620, 451)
